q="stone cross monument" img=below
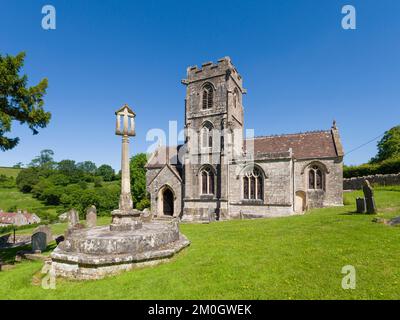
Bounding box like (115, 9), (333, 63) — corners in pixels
(110, 104), (143, 231)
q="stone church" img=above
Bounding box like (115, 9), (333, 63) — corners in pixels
(146, 57), (344, 222)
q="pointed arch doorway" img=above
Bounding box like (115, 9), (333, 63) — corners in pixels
(162, 188), (174, 216)
(157, 185), (174, 216)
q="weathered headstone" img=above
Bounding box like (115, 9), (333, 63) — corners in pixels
(142, 208), (152, 222)
(68, 209), (80, 228)
(58, 212), (68, 222)
(33, 225), (52, 245)
(362, 180), (377, 214)
(31, 232), (47, 253)
(356, 197), (366, 213)
(86, 205), (97, 228)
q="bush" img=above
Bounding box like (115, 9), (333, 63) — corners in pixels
(93, 176), (103, 188)
(40, 186), (64, 205)
(16, 167), (40, 193)
(136, 197), (150, 211)
(96, 164), (115, 182)
(7, 205), (17, 212)
(344, 157), (400, 178)
(0, 175), (16, 188)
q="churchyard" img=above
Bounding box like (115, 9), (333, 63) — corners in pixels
(1, 185), (399, 299)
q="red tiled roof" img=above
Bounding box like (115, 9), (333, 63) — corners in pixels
(245, 130), (340, 159)
(146, 129), (343, 166)
(0, 212), (37, 224)
(0, 212), (18, 224)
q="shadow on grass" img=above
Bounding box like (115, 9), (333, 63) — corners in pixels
(338, 211), (362, 216)
(0, 242), (57, 264)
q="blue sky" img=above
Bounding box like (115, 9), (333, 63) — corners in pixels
(1, 0), (399, 169)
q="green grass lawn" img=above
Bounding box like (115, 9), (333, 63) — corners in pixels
(0, 167), (21, 178)
(0, 188), (399, 300)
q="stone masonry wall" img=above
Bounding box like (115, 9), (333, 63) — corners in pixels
(343, 173), (400, 190)
(227, 159), (294, 218)
(294, 158), (343, 209)
(146, 166), (182, 217)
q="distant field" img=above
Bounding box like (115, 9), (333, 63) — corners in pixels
(0, 187), (60, 220)
(0, 167), (22, 178)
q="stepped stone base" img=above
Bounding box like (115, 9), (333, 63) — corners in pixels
(51, 221), (190, 280)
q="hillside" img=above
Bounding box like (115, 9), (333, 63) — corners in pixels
(0, 167), (22, 178)
(0, 187), (60, 221)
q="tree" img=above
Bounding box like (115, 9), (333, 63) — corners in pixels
(16, 167), (40, 193)
(129, 153), (148, 208)
(93, 176), (103, 188)
(0, 52), (51, 151)
(57, 159), (77, 175)
(13, 162), (23, 168)
(29, 149), (55, 168)
(96, 164), (115, 182)
(77, 161), (97, 174)
(371, 125), (400, 163)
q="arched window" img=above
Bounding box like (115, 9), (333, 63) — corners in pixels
(201, 122), (213, 149)
(242, 167), (263, 200)
(200, 166), (215, 195)
(308, 165), (324, 190)
(202, 84), (213, 109)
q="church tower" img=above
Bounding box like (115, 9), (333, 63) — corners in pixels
(180, 57), (246, 221)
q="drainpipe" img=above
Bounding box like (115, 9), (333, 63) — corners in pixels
(291, 149), (295, 213)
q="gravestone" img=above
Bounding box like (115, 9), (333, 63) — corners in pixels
(58, 212), (68, 222)
(362, 180), (377, 214)
(31, 232), (47, 253)
(356, 198), (366, 213)
(33, 225), (52, 245)
(55, 235), (65, 245)
(142, 208), (152, 222)
(86, 205), (97, 228)
(68, 209), (80, 228)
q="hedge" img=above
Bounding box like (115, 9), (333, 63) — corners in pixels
(344, 157), (400, 178)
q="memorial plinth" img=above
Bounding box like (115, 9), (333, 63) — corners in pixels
(51, 104), (189, 280)
(51, 221), (189, 280)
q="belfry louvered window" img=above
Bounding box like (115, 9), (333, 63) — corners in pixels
(202, 84), (213, 109)
(201, 122), (213, 150)
(200, 166), (215, 195)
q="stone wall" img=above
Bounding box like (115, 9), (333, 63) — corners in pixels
(147, 165), (182, 217)
(344, 173), (400, 190)
(0, 233), (31, 247)
(294, 158), (343, 209)
(225, 158), (294, 218)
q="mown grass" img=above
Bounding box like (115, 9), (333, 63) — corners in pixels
(0, 187), (399, 300)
